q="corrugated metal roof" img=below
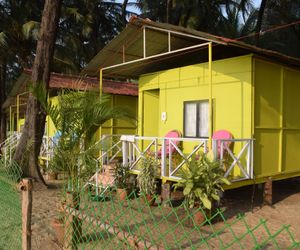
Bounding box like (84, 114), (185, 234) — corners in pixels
(83, 16), (300, 78)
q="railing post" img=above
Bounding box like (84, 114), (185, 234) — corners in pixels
(128, 142), (132, 165)
(46, 137), (49, 171)
(161, 138), (167, 177)
(204, 140), (208, 153)
(154, 138), (158, 161)
(95, 161), (99, 197)
(251, 139), (254, 179)
(212, 139), (218, 160)
(169, 139), (172, 175)
(220, 140), (224, 169)
(19, 178), (33, 250)
(122, 140), (128, 166)
(246, 140), (251, 179)
(4, 146), (7, 168)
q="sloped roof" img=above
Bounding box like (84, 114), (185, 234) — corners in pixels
(2, 69), (137, 109)
(83, 16), (300, 78)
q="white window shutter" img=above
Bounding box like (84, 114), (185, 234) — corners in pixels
(184, 103), (197, 137)
(198, 101), (209, 137)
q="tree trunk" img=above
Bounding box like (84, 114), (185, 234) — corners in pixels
(166, 0), (173, 24)
(255, 0), (268, 45)
(0, 62), (6, 145)
(13, 0), (61, 182)
(121, 0), (129, 27)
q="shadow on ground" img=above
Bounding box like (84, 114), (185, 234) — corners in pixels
(222, 178), (300, 219)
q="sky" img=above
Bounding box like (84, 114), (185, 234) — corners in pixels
(116, 0), (263, 15)
(253, 0), (261, 8)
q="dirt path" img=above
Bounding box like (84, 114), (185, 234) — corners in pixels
(30, 178), (300, 249)
(31, 180), (63, 250)
(222, 178), (300, 244)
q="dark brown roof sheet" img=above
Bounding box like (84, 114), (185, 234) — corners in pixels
(23, 69), (138, 96)
(2, 70), (137, 110)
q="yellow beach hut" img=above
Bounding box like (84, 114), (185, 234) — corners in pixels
(83, 17), (300, 190)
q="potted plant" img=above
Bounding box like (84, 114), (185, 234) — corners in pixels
(112, 162), (130, 201)
(51, 202), (65, 246)
(174, 152), (230, 224)
(137, 156), (158, 205)
(46, 161), (59, 180)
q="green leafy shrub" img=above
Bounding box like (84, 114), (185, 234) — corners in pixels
(112, 162), (130, 189)
(174, 153), (230, 210)
(137, 156), (158, 195)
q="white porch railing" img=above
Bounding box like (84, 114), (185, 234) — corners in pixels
(213, 138), (254, 182)
(0, 132), (56, 170)
(109, 135), (255, 182)
(0, 132), (21, 167)
(40, 136), (56, 170)
(1, 133), (254, 183)
(120, 135), (210, 179)
(97, 134), (123, 165)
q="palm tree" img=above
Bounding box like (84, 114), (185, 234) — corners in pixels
(257, 0), (300, 58)
(35, 87), (134, 188)
(0, 0), (43, 143)
(53, 0), (134, 73)
(13, 0), (61, 182)
(218, 2), (257, 39)
(254, 0), (268, 45)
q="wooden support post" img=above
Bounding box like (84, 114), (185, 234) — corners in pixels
(161, 181), (172, 206)
(64, 192), (82, 250)
(19, 178), (33, 250)
(263, 177), (273, 206)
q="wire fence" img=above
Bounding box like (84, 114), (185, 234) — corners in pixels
(0, 158), (23, 250)
(61, 185), (300, 250)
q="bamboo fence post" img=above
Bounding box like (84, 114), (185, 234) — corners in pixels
(19, 178), (33, 250)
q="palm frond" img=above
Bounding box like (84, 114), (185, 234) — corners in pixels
(22, 21), (40, 40)
(0, 32), (7, 48)
(62, 7), (84, 22)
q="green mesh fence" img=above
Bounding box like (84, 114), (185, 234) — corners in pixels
(0, 158), (22, 250)
(61, 184), (300, 250)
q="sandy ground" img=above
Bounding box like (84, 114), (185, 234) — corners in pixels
(31, 178), (300, 249)
(31, 180), (63, 250)
(222, 178), (300, 246)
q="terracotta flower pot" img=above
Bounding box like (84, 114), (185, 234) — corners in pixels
(47, 172), (58, 180)
(116, 188), (127, 201)
(51, 219), (64, 245)
(145, 194), (155, 206)
(193, 210), (206, 225)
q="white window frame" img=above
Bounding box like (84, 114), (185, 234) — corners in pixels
(183, 100), (210, 138)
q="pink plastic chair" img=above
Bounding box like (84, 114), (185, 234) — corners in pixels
(212, 130), (233, 157)
(157, 130), (182, 157)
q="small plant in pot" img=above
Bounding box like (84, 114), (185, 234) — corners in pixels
(112, 162), (130, 201)
(137, 156), (158, 205)
(174, 152), (230, 225)
(51, 201), (66, 246)
(47, 162), (59, 180)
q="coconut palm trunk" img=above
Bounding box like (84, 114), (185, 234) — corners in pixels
(13, 0), (61, 182)
(0, 62), (6, 145)
(255, 0), (268, 45)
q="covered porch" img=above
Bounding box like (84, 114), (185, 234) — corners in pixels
(99, 134), (254, 183)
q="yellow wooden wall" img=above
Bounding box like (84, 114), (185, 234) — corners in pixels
(254, 57), (300, 180)
(138, 55), (253, 153)
(99, 94), (138, 138)
(16, 94), (138, 139)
